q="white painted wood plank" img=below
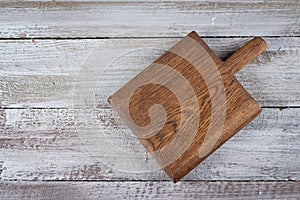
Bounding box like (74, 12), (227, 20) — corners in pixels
(0, 37), (299, 108)
(0, 108), (299, 181)
(1, 181), (300, 200)
(0, 1), (298, 38)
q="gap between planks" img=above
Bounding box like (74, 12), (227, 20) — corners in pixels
(0, 36), (299, 40)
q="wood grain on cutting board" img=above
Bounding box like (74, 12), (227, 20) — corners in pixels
(0, 0), (299, 198)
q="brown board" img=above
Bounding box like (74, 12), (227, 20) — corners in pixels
(108, 31), (267, 182)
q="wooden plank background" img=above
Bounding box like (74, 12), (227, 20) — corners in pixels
(0, 0), (299, 199)
(0, 0), (299, 38)
(1, 181), (300, 200)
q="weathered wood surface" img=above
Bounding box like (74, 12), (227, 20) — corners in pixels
(0, 0), (299, 38)
(1, 37), (299, 108)
(0, 0), (299, 197)
(0, 108), (299, 181)
(1, 181), (300, 200)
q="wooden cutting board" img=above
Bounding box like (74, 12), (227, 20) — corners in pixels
(108, 31), (267, 182)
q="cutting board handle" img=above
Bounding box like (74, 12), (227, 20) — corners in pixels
(223, 37), (267, 75)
